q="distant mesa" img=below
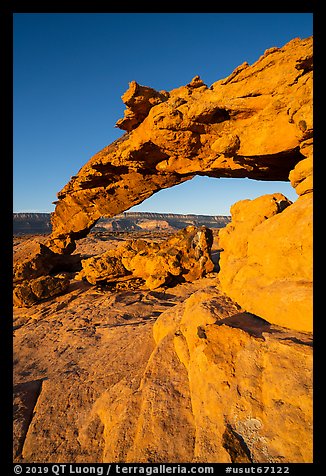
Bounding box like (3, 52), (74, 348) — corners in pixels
(13, 36), (313, 464)
(13, 212), (231, 235)
(14, 35), (313, 332)
(13, 213), (52, 235)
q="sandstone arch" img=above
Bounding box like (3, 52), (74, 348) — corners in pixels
(47, 36), (312, 254)
(13, 36), (314, 464)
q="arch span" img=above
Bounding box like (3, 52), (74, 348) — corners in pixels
(47, 36), (312, 254)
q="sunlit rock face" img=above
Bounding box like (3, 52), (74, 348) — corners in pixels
(14, 278), (313, 463)
(13, 36), (313, 331)
(218, 139), (313, 333)
(13, 37), (313, 464)
(48, 36), (312, 254)
(151, 287), (313, 463)
(79, 225), (214, 290)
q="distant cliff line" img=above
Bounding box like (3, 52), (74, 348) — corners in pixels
(13, 212), (231, 235)
(103, 212), (230, 220)
(13, 212), (230, 220)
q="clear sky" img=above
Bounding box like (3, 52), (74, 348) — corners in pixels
(13, 13), (313, 215)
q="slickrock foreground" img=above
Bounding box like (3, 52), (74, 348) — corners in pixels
(13, 260), (312, 463)
(13, 36), (313, 463)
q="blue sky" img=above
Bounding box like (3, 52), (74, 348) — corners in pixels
(13, 13), (313, 215)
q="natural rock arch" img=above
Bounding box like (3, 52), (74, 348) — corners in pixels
(13, 37), (313, 464)
(13, 36), (313, 333)
(47, 36), (312, 254)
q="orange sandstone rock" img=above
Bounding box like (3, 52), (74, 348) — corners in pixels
(152, 287), (313, 462)
(217, 126), (313, 333)
(48, 36), (312, 253)
(13, 274), (70, 307)
(13, 32), (314, 458)
(218, 189), (312, 332)
(14, 37), (313, 337)
(80, 226), (214, 290)
(289, 148), (313, 196)
(115, 80), (169, 132)
(13, 247), (312, 463)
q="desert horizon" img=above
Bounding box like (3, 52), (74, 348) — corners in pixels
(12, 12), (313, 469)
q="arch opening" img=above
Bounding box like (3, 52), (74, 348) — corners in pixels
(81, 175), (299, 279)
(127, 175), (298, 216)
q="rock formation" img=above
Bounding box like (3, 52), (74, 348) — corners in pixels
(13, 274), (70, 307)
(13, 36), (313, 462)
(79, 225), (214, 290)
(13, 241), (80, 283)
(13, 36), (313, 328)
(218, 140), (313, 332)
(13, 239), (81, 306)
(47, 36), (312, 255)
(13, 275), (312, 463)
(151, 286), (312, 463)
